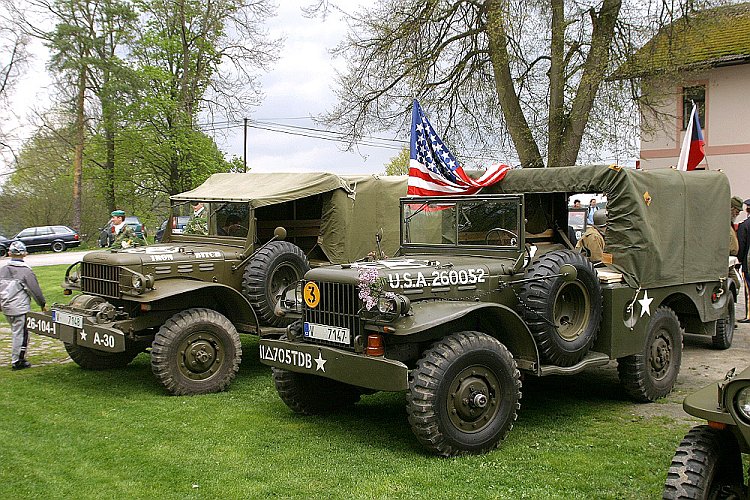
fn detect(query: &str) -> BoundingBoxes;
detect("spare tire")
[242,241,310,327]
[518,250,602,366]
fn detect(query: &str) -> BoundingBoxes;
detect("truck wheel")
[518,250,601,366]
[663,425,744,499]
[151,308,241,396]
[712,293,735,349]
[406,331,521,457]
[617,306,682,402]
[272,367,362,414]
[242,241,310,327]
[64,343,141,369]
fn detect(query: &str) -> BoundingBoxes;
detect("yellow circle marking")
[303,282,320,308]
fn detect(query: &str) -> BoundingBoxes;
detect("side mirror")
[559,264,578,282]
[274,227,287,240]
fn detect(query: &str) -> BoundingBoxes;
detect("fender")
[392,300,540,372]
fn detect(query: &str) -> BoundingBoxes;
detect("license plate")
[52,310,84,329]
[304,322,350,345]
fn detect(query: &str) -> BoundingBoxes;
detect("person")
[184,201,208,235]
[577,209,606,263]
[219,214,243,237]
[730,196,742,256]
[109,209,146,248]
[586,198,598,224]
[737,201,750,323]
[0,241,47,370]
[573,199,582,209]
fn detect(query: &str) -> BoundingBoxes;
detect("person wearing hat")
[0,241,46,370]
[109,209,146,248]
[731,196,742,256]
[738,199,750,323]
[576,209,607,263]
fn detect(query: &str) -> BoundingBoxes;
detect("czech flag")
[677,103,705,171]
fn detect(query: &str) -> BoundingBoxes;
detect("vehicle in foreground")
[0,225,80,256]
[663,365,750,498]
[25,172,406,395]
[260,165,736,456]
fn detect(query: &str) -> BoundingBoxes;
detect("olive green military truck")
[664,365,750,498]
[260,165,737,456]
[25,172,406,396]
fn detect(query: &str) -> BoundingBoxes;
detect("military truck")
[25,172,406,396]
[260,165,737,456]
[664,365,750,498]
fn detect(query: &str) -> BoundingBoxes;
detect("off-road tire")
[51,241,66,253]
[518,250,602,366]
[407,331,521,457]
[242,241,310,327]
[64,343,141,369]
[618,306,683,402]
[272,367,362,414]
[663,425,745,499]
[712,293,735,349]
[151,308,241,396]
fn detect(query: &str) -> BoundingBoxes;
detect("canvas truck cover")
[488,164,730,289]
[172,172,408,263]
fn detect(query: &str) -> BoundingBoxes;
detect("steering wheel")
[484,227,518,246]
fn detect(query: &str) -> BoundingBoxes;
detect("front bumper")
[26,311,127,353]
[259,338,408,392]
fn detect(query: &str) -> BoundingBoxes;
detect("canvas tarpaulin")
[489,165,730,289]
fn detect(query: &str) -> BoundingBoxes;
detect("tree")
[317,0,721,168]
[0,0,30,160]
[384,146,409,175]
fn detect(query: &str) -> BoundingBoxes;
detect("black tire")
[64,342,141,370]
[712,293,735,349]
[618,306,683,402]
[242,241,310,327]
[407,331,521,457]
[518,250,602,366]
[151,308,241,396]
[663,425,745,499]
[0,246,6,257]
[272,366,362,415]
[51,241,66,253]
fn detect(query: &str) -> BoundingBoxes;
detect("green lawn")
[0,265,693,498]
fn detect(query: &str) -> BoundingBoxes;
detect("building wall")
[639,64,750,199]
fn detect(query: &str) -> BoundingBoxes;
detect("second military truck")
[260,165,736,456]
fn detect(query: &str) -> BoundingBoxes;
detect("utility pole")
[243,118,248,172]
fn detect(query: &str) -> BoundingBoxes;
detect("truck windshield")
[402,198,520,248]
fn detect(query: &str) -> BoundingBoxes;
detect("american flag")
[407,99,512,196]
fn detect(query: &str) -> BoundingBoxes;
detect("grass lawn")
[0,265,695,498]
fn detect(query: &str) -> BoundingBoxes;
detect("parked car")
[154,215,190,242]
[98,216,147,247]
[0,225,80,256]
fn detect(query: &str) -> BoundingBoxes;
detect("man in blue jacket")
[0,241,47,370]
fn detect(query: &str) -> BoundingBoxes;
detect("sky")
[3,1,404,177]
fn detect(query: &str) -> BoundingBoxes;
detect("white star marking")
[314,352,327,372]
[638,290,654,317]
[80,331,87,341]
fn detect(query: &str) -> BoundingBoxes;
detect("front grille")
[81,263,121,298]
[304,281,361,349]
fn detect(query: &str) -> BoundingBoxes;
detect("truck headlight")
[736,386,750,421]
[376,293,410,317]
[131,273,154,294]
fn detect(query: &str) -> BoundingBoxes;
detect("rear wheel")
[151,308,241,396]
[663,425,745,499]
[51,241,66,253]
[618,306,682,402]
[407,331,521,457]
[712,294,735,349]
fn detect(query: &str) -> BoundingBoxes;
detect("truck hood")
[81,243,244,266]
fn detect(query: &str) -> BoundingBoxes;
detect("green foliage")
[384,147,410,175]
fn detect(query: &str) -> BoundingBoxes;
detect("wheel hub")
[554,281,590,341]
[178,333,224,380]
[650,334,671,379]
[448,366,500,432]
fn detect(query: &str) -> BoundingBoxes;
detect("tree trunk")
[72,65,86,232]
